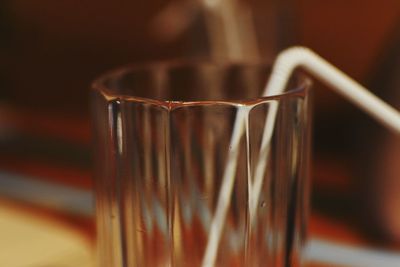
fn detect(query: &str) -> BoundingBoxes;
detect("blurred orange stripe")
[0,105,91,145]
[309,213,366,246]
[0,156,92,189]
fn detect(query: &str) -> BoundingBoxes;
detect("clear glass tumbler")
[91,63,311,267]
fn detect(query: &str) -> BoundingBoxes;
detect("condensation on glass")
[91,62,312,267]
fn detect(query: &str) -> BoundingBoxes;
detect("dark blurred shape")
[359,20,400,242]
[0,0,297,116]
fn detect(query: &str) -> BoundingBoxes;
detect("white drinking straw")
[202,46,400,267]
[265,47,400,133]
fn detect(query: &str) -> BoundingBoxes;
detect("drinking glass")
[91,62,311,267]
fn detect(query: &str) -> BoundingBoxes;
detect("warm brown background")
[1,0,399,113]
[1,0,400,256]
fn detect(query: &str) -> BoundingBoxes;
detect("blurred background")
[0,0,399,266]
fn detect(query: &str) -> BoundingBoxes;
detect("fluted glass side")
[92,63,311,267]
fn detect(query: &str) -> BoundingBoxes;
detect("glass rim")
[92,60,312,108]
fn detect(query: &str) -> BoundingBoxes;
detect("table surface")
[2,197,397,267]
